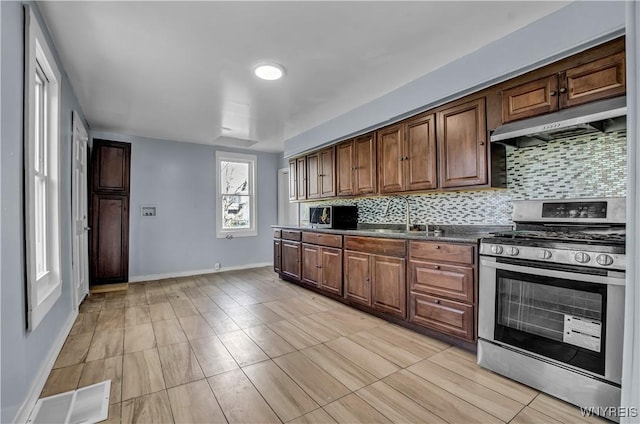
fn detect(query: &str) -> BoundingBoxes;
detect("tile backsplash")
[301,130,627,226]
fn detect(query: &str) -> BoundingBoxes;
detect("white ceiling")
[38,1,568,152]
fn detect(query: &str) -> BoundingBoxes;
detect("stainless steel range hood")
[490,96,626,148]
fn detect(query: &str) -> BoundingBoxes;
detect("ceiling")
[38,1,569,152]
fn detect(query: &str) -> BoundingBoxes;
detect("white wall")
[90,131,280,281]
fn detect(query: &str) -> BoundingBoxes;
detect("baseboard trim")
[15,310,78,424]
[128,262,273,283]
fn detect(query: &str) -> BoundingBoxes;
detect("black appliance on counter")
[309,205,358,229]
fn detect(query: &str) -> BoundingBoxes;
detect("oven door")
[479,256,625,384]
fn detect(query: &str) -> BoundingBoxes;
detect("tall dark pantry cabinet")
[90,139,131,285]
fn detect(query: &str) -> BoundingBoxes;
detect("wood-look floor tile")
[274,352,350,406]
[244,325,296,358]
[202,310,241,334]
[54,332,93,368]
[167,379,226,423]
[348,331,423,368]
[103,297,126,310]
[157,342,204,388]
[300,345,377,391]
[529,393,609,423]
[229,293,260,306]
[190,336,237,377]
[190,296,219,313]
[325,337,398,379]
[124,305,151,327]
[178,315,215,340]
[103,403,121,424]
[408,359,523,422]
[121,390,173,424]
[244,360,318,422]
[357,380,447,424]
[287,315,341,343]
[78,356,123,404]
[86,328,124,361]
[428,349,538,404]
[149,302,177,322]
[169,298,199,318]
[510,406,561,424]
[41,364,84,397]
[263,300,304,320]
[323,393,392,424]
[268,321,320,350]
[152,319,188,346]
[225,306,264,328]
[199,284,224,298]
[125,293,147,308]
[182,286,208,299]
[288,408,337,424]
[69,312,99,336]
[318,309,379,335]
[79,296,104,313]
[367,324,447,357]
[146,291,168,305]
[207,369,281,424]
[384,369,502,424]
[124,323,156,353]
[244,303,286,324]
[211,294,241,311]
[122,349,165,400]
[95,309,125,331]
[217,330,268,367]
[447,345,478,362]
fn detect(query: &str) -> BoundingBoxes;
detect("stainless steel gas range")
[478,197,626,421]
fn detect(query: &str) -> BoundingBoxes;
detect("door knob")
[84,226,91,231]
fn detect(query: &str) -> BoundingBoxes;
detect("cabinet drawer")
[410,293,474,341]
[409,241,475,265]
[302,232,342,248]
[345,236,406,257]
[273,229,282,239]
[409,260,474,303]
[282,230,302,241]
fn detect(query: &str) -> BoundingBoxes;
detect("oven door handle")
[480,258,626,286]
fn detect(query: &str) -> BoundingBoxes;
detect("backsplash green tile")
[301,130,627,225]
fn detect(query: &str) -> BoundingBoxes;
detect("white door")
[72,111,90,307]
[277,168,299,225]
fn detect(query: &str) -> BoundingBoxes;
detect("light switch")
[141,206,157,217]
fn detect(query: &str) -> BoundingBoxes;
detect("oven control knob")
[506,247,519,256]
[596,254,614,266]
[490,245,504,255]
[539,249,552,260]
[575,252,591,263]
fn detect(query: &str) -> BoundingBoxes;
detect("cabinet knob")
[550,90,557,96]
[479,141,485,146]
[434,245,440,249]
[434,265,440,270]
[559,87,567,93]
[435,299,441,304]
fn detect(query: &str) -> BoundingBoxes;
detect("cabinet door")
[372,255,406,318]
[307,153,320,199]
[410,293,474,340]
[354,133,377,195]
[274,239,282,273]
[336,140,355,196]
[289,159,298,201]
[405,113,437,191]
[561,52,626,109]
[91,194,129,284]
[501,75,559,123]
[319,147,336,198]
[301,243,320,287]
[344,251,371,306]
[92,139,131,193]
[320,247,343,295]
[282,241,301,281]
[377,124,404,194]
[296,157,307,200]
[437,98,487,188]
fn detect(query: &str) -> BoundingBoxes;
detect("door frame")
[71,111,90,308]
[277,167,299,226]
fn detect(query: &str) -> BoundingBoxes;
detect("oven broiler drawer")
[409,293,474,340]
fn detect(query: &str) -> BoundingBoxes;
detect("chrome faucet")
[383,196,412,232]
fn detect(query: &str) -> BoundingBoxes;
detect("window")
[24,6,62,330]
[215,151,257,238]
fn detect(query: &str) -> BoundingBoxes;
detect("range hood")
[490,96,626,147]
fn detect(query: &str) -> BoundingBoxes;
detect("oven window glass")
[495,270,606,375]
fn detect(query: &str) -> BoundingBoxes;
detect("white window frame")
[215,151,258,238]
[24,6,62,331]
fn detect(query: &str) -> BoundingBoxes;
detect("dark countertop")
[271,224,512,243]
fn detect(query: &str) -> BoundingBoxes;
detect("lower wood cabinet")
[273,239,282,273]
[91,194,129,284]
[410,293,474,340]
[281,241,301,281]
[302,244,343,294]
[344,251,371,305]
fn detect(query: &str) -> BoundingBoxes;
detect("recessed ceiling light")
[254,63,285,81]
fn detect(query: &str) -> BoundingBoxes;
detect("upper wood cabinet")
[307,147,336,199]
[502,51,626,123]
[288,159,297,201]
[336,133,377,196]
[378,113,437,194]
[296,157,307,200]
[437,98,487,188]
[92,139,131,193]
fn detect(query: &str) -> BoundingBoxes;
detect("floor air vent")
[28,381,110,424]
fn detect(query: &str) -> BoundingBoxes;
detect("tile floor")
[42,267,606,423]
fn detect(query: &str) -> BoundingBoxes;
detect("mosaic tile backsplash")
[301,130,627,226]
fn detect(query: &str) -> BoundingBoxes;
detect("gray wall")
[284,1,626,157]
[90,131,280,280]
[1,2,89,422]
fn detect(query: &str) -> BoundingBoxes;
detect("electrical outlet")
[214,262,221,271]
